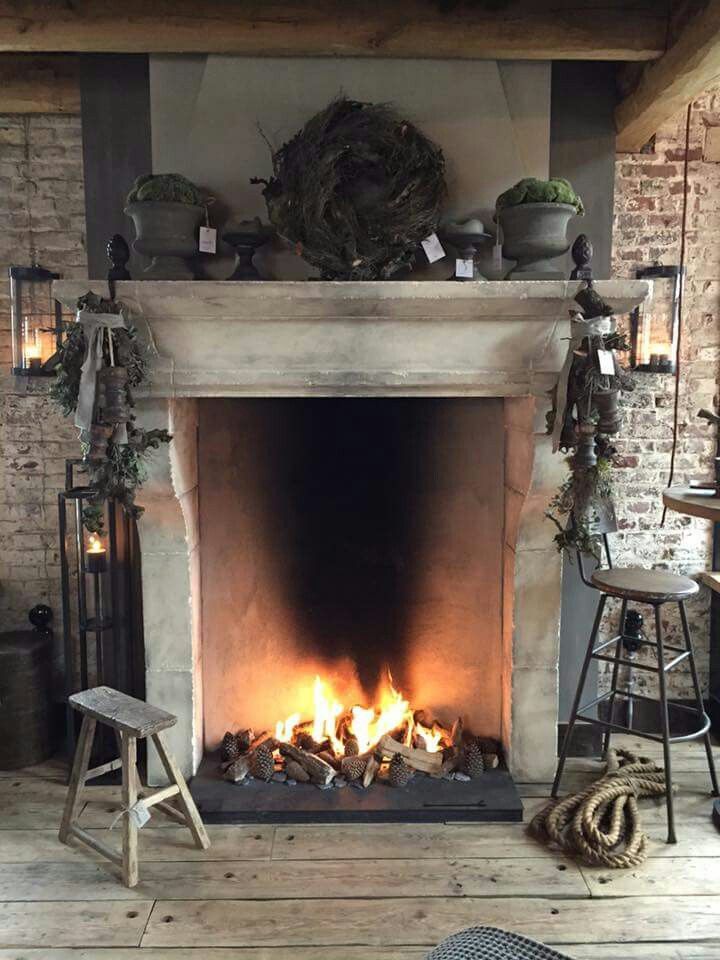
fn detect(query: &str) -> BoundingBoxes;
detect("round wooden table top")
[663,486,720,521]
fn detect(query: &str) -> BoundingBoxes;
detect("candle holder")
[58,459,145,762]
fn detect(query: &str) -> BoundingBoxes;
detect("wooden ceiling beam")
[0,1,668,60]
[0,55,79,113]
[616,0,720,152]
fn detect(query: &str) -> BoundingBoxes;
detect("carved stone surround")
[54,279,650,783]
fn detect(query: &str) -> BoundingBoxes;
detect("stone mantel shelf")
[53,279,650,398]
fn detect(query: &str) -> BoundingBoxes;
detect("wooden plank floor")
[0,735,719,959]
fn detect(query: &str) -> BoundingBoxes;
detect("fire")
[273,671,448,759]
[87,534,105,554]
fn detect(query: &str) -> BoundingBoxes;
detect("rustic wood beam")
[616,0,720,152]
[0,1,668,60]
[0,54,79,113]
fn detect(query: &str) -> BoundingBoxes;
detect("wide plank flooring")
[0,735,718,959]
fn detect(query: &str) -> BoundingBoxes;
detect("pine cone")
[388,753,412,788]
[250,744,275,781]
[237,728,254,754]
[341,755,366,782]
[221,731,240,763]
[344,735,360,757]
[463,739,485,778]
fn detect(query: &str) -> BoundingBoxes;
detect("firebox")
[188,397,524,820]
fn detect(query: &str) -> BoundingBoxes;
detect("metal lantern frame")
[58,458,145,760]
[9,263,64,376]
[629,264,683,374]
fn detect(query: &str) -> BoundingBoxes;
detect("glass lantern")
[629,265,683,373]
[9,264,63,376]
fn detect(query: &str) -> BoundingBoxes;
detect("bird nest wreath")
[252,97,447,280]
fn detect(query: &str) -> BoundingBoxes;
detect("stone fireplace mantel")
[53,278,651,785]
[53,279,649,399]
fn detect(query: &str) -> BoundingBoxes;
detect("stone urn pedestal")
[125,201,205,280]
[497,202,577,279]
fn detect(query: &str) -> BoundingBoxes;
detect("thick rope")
[528,749,667,868]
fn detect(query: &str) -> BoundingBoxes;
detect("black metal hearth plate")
[190,752,523,823]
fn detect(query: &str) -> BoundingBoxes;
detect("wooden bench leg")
[59,715,96,844]
[151,732,210,850]
[121,733,139,888]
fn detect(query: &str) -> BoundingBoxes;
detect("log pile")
[220,714,501,790]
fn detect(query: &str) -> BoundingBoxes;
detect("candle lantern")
[9,264,64,376]
[58,459,145,760]
[629,265,683,373]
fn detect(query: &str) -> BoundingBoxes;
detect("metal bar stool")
[553,523,719,843]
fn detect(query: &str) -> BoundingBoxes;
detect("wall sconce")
[9,264,64,376]
[629,265,683,373]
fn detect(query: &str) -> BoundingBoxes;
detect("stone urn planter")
[125,201,204,280]
[497,202,577,279]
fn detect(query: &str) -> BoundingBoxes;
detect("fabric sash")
[74,309,127,437]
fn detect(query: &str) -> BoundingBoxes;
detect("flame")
[272,670,448,759]
[275,712,301,743]
[87,534,105,554]
[311,676,344,754]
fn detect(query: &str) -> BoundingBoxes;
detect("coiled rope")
[529,749,667,868]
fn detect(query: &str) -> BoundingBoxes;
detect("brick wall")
[605,88,720,698]
[0,115,86,684]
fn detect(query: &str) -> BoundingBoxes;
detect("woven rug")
[426,926,573,959]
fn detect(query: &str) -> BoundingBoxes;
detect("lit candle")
[86,534,107,574]
[23,327,42,372]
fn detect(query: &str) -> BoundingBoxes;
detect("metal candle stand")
[58,459,144,762]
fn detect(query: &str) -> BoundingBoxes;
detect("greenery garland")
[546,444,615,559]
[51,292,171,534]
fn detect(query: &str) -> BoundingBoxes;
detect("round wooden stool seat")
[591,567,699,603]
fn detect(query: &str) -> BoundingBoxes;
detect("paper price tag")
[199,226,217,254]
[421,233,445,264]
[129,800,151,829]
[493,243,503,273]
[597,348,615,375]
[455,258,474,279]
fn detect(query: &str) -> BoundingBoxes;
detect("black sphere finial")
[28,604,53,631]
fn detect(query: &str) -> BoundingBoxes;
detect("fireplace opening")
[187,396,533,821]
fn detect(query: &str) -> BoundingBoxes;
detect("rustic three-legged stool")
[553,526,719,844]
[59,686,209,886]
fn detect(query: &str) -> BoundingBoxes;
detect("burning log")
[362,753,380,788]
[377,735,443,775]
[431,716,464,778]
[285,759,310,783]
[249,730,275,753]
[223,755,251,783]
[316,750,341,770]
[279,742,336,785]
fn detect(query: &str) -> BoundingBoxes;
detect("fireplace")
[52,277,650,807]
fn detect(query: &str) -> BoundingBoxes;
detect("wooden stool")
[553,564,719,844]
[59,685,209,887]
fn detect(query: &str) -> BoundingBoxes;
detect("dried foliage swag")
[546,285,634,558]
[51,292,171,533]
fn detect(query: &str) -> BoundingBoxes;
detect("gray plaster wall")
[149,55,550,278]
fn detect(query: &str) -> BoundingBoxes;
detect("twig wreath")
[252,97,447,280]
